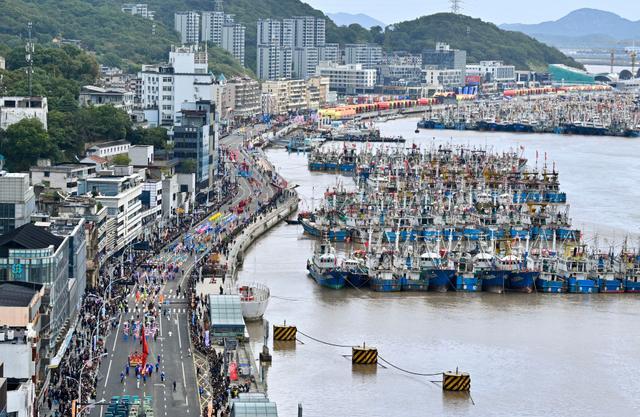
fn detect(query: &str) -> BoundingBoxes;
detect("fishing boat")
[340,252,370,288]
[419,250,454,292]
[369,251,402,292]
[561,245,598,293]
[306,240,345,289]
[236,282,270,320]
[401,248,429,291]
[594,254,624,293]
[478,253,510,294]
[454,253,482,292]
[299,216,350,242]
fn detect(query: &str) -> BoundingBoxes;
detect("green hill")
[0,0,250,77]
[384,13,582,71]
[0,1,580,76]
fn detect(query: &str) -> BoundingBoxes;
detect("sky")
[304,0,640,25]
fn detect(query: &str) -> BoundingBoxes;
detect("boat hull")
[370,278,402,292]
[455,275,482,292]
[478,270,508,293]
[344,271,370,288]
[309,267,345,289]
[507,271,538,293]
[598,279,625,293]
[566,277,598,294]
[535,277,566,293]
[300,220,349,242]
[402,278,430,291]
[422,269,455,292]
[624,279,640,293]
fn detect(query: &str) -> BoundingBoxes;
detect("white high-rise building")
[257,45,292,80]
[222,23,246,66]
[174,11,201,44]
[257,16,326,80]
[292,47,319,80]
[201,11,225,45]
[138,45,214,126]
[345,44,383,70]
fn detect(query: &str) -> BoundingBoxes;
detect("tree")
[75,106,133,143]
[111,154,131,166]
[128,127,169,150]
[0,119,58,171]
[177,159,197,174]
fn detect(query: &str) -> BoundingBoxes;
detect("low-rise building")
[0,97,48,131]
[85,140,131,159]
[29,162,97,195]
[128,145,154,167]
[261,79,309,114]
[306,76,330,104]
[315,62,376,95]
[0,224,70,353]
[466,61,516,83]
[121,3,155,20]
[424,67,465,89]
[79,86,134,114]
[0,173,36,235]
[0,282,43,417]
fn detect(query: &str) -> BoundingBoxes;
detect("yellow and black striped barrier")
[352,346,378,365]
[273,324,297,341]
[442,371,471,391]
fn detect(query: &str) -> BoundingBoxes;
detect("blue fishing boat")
[532,256,566,293]
[506,270,538,293]
[566,275,598,293]
[594,256,624,293]
[340,254,370,288]
[562,248,598,293]
[306,241,345,289]
[419,251,454,292]
[453,254,482,292]
[624,274,640,293]
[369,251,402,292]
[475,252,508,294]
[300,218,350,242]
[401,251,429,291]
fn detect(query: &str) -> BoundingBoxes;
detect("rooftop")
[0,281,42,307]
[0,223,64,256]
[88,140,131,150]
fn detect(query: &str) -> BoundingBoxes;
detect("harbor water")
[240,120,640,416]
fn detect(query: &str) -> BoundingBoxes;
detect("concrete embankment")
[226,195,299,285]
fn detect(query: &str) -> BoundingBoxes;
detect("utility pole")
[25,21,34,97]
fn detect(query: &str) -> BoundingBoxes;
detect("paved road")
[89,129,276,417]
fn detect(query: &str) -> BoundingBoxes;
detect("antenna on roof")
[450,0,462,14]
[25,22,34,97]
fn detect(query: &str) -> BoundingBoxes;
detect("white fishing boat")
[235,281,270,321]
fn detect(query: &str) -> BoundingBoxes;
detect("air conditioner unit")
[7,329,14,340]
[0,332,5,342]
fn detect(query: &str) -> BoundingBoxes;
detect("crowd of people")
[42,131,297,417]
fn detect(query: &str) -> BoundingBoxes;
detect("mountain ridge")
[327,12,386,29]
[500,8,640,41]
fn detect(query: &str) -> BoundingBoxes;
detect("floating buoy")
[442,370,471,391]
[352,344,378,365]
[273,323,297,341]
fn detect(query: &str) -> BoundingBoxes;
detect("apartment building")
[174,11,201,44]
[0,173,36,235]
[316,62,377,95]
[344,44,383,70]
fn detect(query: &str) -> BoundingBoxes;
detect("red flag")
[140,324,149,374]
